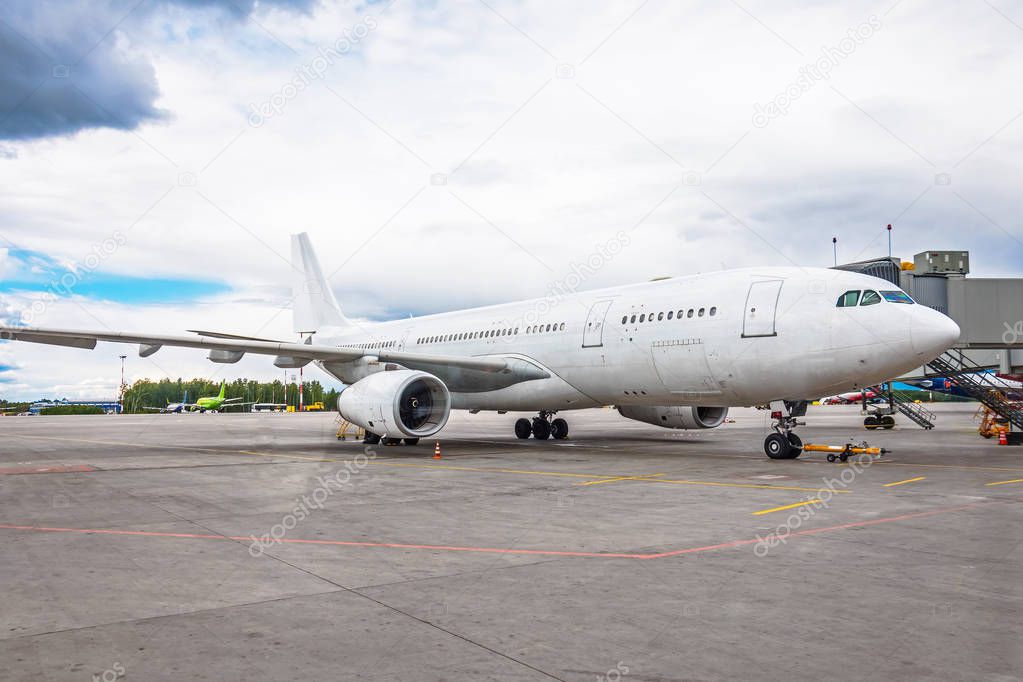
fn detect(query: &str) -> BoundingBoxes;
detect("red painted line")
[0,503,979,561]
[0,464,96,475]
[643,503,981,559]
[0,524,648,559]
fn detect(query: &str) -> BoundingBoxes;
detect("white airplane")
[0,234,959,459]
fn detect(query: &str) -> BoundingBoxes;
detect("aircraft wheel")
[827,453,837,463]
[403,438,420,446]
[764,433,792,459]
[515,418,532,439]
[881,415,896,429]
[864,415,879,430]
[363,432,381,445]
[551,418,569,440]
[383,437,402,446]
[532,418,551,440]
[786,432,803,458]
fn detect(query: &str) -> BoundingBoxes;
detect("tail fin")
[218,381,225,399]
[291,233,351,334]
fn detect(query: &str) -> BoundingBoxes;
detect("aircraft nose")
[910,307,960,357]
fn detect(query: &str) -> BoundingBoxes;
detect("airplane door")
[742,280,783,338]
[582,300,614,348]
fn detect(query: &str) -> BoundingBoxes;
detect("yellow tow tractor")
[801,441,891,463]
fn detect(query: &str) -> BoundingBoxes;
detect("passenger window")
[710,306,717,316]
[639,314,645,323]
[657,312,664,321]
[559,323,565,331]
[630,315,636,324]
[687,309,694,318]
[677,309,684,318]
[667,311,673,320]
[622,316,627,324]
[698,308,705,317]
[837,290,861,307]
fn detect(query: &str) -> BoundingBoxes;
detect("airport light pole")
[118,354,127,414]
[832,237,838,266]
[887,224,893,258]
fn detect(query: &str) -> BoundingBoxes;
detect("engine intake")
[338,370,450,438]
[617,405,728,429]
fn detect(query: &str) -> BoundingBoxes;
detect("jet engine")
[338,370,450,438]
[617,405,728,429]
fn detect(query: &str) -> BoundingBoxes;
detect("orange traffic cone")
[999,429,1008,446]
[433,441,442,459]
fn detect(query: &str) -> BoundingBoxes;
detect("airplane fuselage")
[315,267,959,411]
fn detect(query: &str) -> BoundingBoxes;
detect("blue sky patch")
[1,247,229,304]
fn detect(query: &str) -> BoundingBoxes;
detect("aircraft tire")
[403,438,420,445]
[551,418,569,440]
[764,433,792,459]
[532,418,551,440]
[515,418,532,439]
[363,432,381,445]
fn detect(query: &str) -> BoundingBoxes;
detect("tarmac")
[0,403,1020,681]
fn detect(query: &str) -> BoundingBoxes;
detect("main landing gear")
[764,400,807,460]
[515,411,569,440]
[362,433,420,446]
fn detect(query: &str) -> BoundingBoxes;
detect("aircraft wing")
[0,325,548,379]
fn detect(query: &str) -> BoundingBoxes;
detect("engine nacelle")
[617,405,728,429]
[338,370,451,438]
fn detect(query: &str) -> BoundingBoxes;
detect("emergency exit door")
[742,280,783,338]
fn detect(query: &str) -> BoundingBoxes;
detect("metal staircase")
[926,349,1023,431]
[890,385,937,429]
[868,382,936,429]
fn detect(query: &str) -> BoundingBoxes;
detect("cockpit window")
[836,290,861,307]
[880,290,915,304]
[860,290,882,306]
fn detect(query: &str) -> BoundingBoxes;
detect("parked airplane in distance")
[819,388,881,405]
[906,373,1022,401]
[0,233,960,459]
[142,382,253,413]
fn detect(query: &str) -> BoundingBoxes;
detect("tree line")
[121,378,340,413]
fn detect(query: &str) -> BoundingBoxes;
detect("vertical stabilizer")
[291,233,350,334]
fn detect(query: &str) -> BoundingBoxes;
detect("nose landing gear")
[515,412,569,440]
[763,400,807,459]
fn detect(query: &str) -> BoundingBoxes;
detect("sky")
[1,0,1022,399]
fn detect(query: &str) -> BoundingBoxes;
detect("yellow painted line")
[577,473,667,486]
[752,499,824,516]
[373,462,848,493]
[883,476,926,488]
[985,478,1023,487]
[644,477,849,494]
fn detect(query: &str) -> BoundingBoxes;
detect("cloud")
[0,0,316,142]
